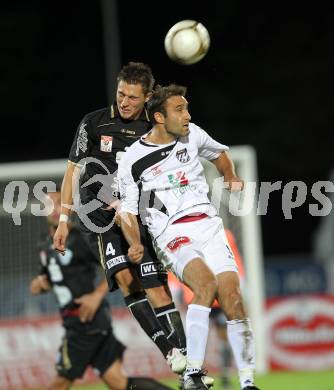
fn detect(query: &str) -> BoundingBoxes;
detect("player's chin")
[183,129,190,136]
[119,110,134,119]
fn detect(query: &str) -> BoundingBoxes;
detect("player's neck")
[146,127,176,145]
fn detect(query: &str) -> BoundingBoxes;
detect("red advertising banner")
[266,294,334,370]
[0,309,221,390]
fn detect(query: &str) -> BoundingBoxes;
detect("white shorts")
[155,215,238,281]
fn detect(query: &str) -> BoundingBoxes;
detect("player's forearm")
[120,212,142,246]
[212,151,236,178]
[60,162,80,216]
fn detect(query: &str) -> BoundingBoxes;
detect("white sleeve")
[117,155,139,215]
[191,123,229,160]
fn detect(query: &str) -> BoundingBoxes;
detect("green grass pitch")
[73,370,334,390]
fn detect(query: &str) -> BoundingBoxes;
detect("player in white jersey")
[117,84,260,390]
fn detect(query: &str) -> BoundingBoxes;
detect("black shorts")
[56,326,125,381]
[79,221,168,291]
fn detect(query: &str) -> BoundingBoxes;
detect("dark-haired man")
[31,191,172,390]
[53,63,187,374]
[117,84,260,390]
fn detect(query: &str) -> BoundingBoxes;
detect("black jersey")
[68,104,151,221]
[38,227,110,330]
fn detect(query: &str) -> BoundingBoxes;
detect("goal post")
[0,145,267,373]
[201,145,267,374]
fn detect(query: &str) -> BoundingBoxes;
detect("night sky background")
[1,1,333,258]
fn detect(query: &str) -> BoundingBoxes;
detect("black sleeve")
[38,265,47,276]
[37,238,49,276]
[37,250,49,278]
[68,115,95,164]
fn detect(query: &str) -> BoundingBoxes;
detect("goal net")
[0,146,267,387]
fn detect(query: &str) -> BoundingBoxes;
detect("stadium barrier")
[0,308,222,390]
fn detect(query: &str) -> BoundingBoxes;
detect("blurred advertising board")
[0,308,220,390]
[266,294,334,370]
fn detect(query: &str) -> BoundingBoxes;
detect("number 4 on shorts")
[106,242,116,256]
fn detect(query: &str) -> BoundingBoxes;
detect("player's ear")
[154,111,165,124]
[145,92,152,103]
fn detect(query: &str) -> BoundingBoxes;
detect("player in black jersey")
[53,62,187,374]
[30,191,172,390]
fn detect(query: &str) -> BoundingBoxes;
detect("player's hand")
[30,275,51,294]
[224,175,244,192]
[74,291,103,323]
[53,223,69,255]
[114,212,121,227]
[128,243,144,264]
[103,199,120,212]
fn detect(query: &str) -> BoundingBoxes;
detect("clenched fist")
[128,243,144,264]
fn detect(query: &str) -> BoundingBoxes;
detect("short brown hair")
[117,62,155,95]
[147,84,187,124]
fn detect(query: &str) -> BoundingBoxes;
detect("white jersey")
[118,122,229,239]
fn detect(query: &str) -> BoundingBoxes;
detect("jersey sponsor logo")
[140,261,167,276]
[100,135,113,152]
[121,128,136,135]
[161,150,171,157]
[106,255,126,269]
[168,171,189,187]
[167,171,198,198]
[75,122,88,156]
[176,148,190,163]
[152,330,165,342]
[150,165,162,176]
[166,236,191,252]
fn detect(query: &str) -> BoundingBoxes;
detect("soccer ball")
[164,20,210,65]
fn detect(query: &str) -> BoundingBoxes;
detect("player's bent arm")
[53,162,81,253]
[211,151,235,177]
[211,151,244,191]
[117,155,143,262]
[119,211,144,264]
[119,211,141,246]
[74,278,109,322]
[60,161,82,216]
